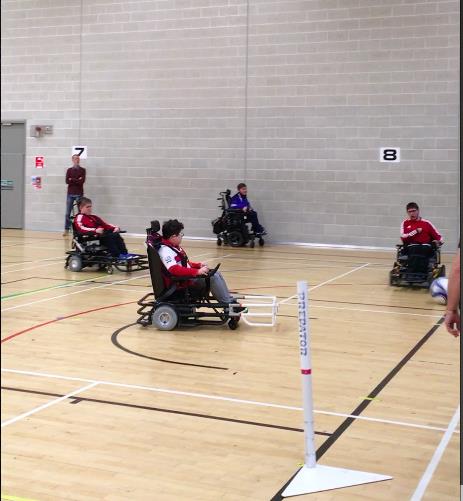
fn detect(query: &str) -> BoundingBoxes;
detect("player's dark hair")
[162,219,184,239]
[237,183,247,190]
[406,202,419,211]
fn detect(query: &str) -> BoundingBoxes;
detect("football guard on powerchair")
[137,220,245,330]
[65,198,148,274]
[389,241,445,288]
[211,190,265,248]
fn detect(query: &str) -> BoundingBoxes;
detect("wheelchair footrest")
[237,295,278,327]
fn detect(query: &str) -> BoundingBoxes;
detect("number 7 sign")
[72,145,88,159]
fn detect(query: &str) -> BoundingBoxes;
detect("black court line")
[1,385,331,437]
[277,296,442,313]
[111,323,229,371]
[270,316,445,501]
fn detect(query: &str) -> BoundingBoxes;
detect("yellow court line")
[1,494,40,501]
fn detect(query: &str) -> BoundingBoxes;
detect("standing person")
[444,244,460,337]
[63,154,86,236]
[229,183,266,236]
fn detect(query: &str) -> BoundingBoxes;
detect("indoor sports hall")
[1,1,460,501]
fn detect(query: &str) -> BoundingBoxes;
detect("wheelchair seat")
[389,242,445,288]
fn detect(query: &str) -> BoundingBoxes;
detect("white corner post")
[282,281,392,497]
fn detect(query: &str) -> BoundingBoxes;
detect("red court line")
[1,300,137,344]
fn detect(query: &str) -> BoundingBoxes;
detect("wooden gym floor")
[1,229,460,501]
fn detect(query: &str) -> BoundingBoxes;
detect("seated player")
[229,183,266,236]
[400,202,443,257]
[73,197,137,260]
[159,219,245,310]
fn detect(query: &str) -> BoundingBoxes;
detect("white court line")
[279,262,370,305]
[1,381,99,428]
[410,405,460,501]
[1,368,457,434]
[0,252,224,313]
[98,287,443,319]
[1,273,151,312]
[1,260,64,275]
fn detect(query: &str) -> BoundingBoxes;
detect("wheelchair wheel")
[68,255,83,272]
[217,238,222,246]
[106,265,114,275]
[228,318,239,330]
[228,231,244,247]
[258,237,265,247]
[152,305,178,331]
[249,239,255,248]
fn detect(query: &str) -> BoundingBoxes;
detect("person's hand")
[432,239,442,247]
[200,262,209,268]
[113,226,120,233]
[95,227,104,234]
[444,310,460,337]
[197,266,209,276]
[242,206,248,212]
[416,228,422,233]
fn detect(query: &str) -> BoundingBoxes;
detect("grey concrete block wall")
[1,0,459,249]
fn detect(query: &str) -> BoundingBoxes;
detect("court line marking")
[1,368,457,434]
[2,254,64,265]
[278,263,370,305]
[1,261,65,275]
[97,287,443,319]
[410,405,460,501]
[0,381,98,428]
[1,274,109,301]
[0,252,221,313]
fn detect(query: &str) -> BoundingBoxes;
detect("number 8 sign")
[380,147,400,163]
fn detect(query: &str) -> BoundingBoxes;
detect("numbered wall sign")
[380,147,400,163]
[35,156,44,168]
[72,145,88,159]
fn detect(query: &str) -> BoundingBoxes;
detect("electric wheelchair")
[211,189,265,248]
[65,205,148,274]
[389,241,445,288]
[136,220,243,330]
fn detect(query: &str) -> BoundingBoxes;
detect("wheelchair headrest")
[146,220,162,249]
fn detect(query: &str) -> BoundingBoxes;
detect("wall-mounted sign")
[72,145,88,159]
[1,179,14,190]
[380,147,400,163]
[35,156,44,168]
[31,176,42,190]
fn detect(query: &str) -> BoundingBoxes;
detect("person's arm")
[75,167,86,186]
[229,194,246,210]
[74,214,97,235]
[65,168,73,185]
[159,247,206,277]
[94,216,115,232]
[400,220,420,243]
[444,249,460,337]
[427,221,443,244]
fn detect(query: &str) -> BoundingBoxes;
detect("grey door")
[1,122,25,229]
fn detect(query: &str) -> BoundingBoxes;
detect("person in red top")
[399,202,443,268]
[158,219,244,310]
[64,155,86,236]
[401,202,443,245]
[73,197,136,260]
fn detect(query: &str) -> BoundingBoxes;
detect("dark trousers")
[65,194,81,230]
[245,210,264,233]
[100,232,128,257]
